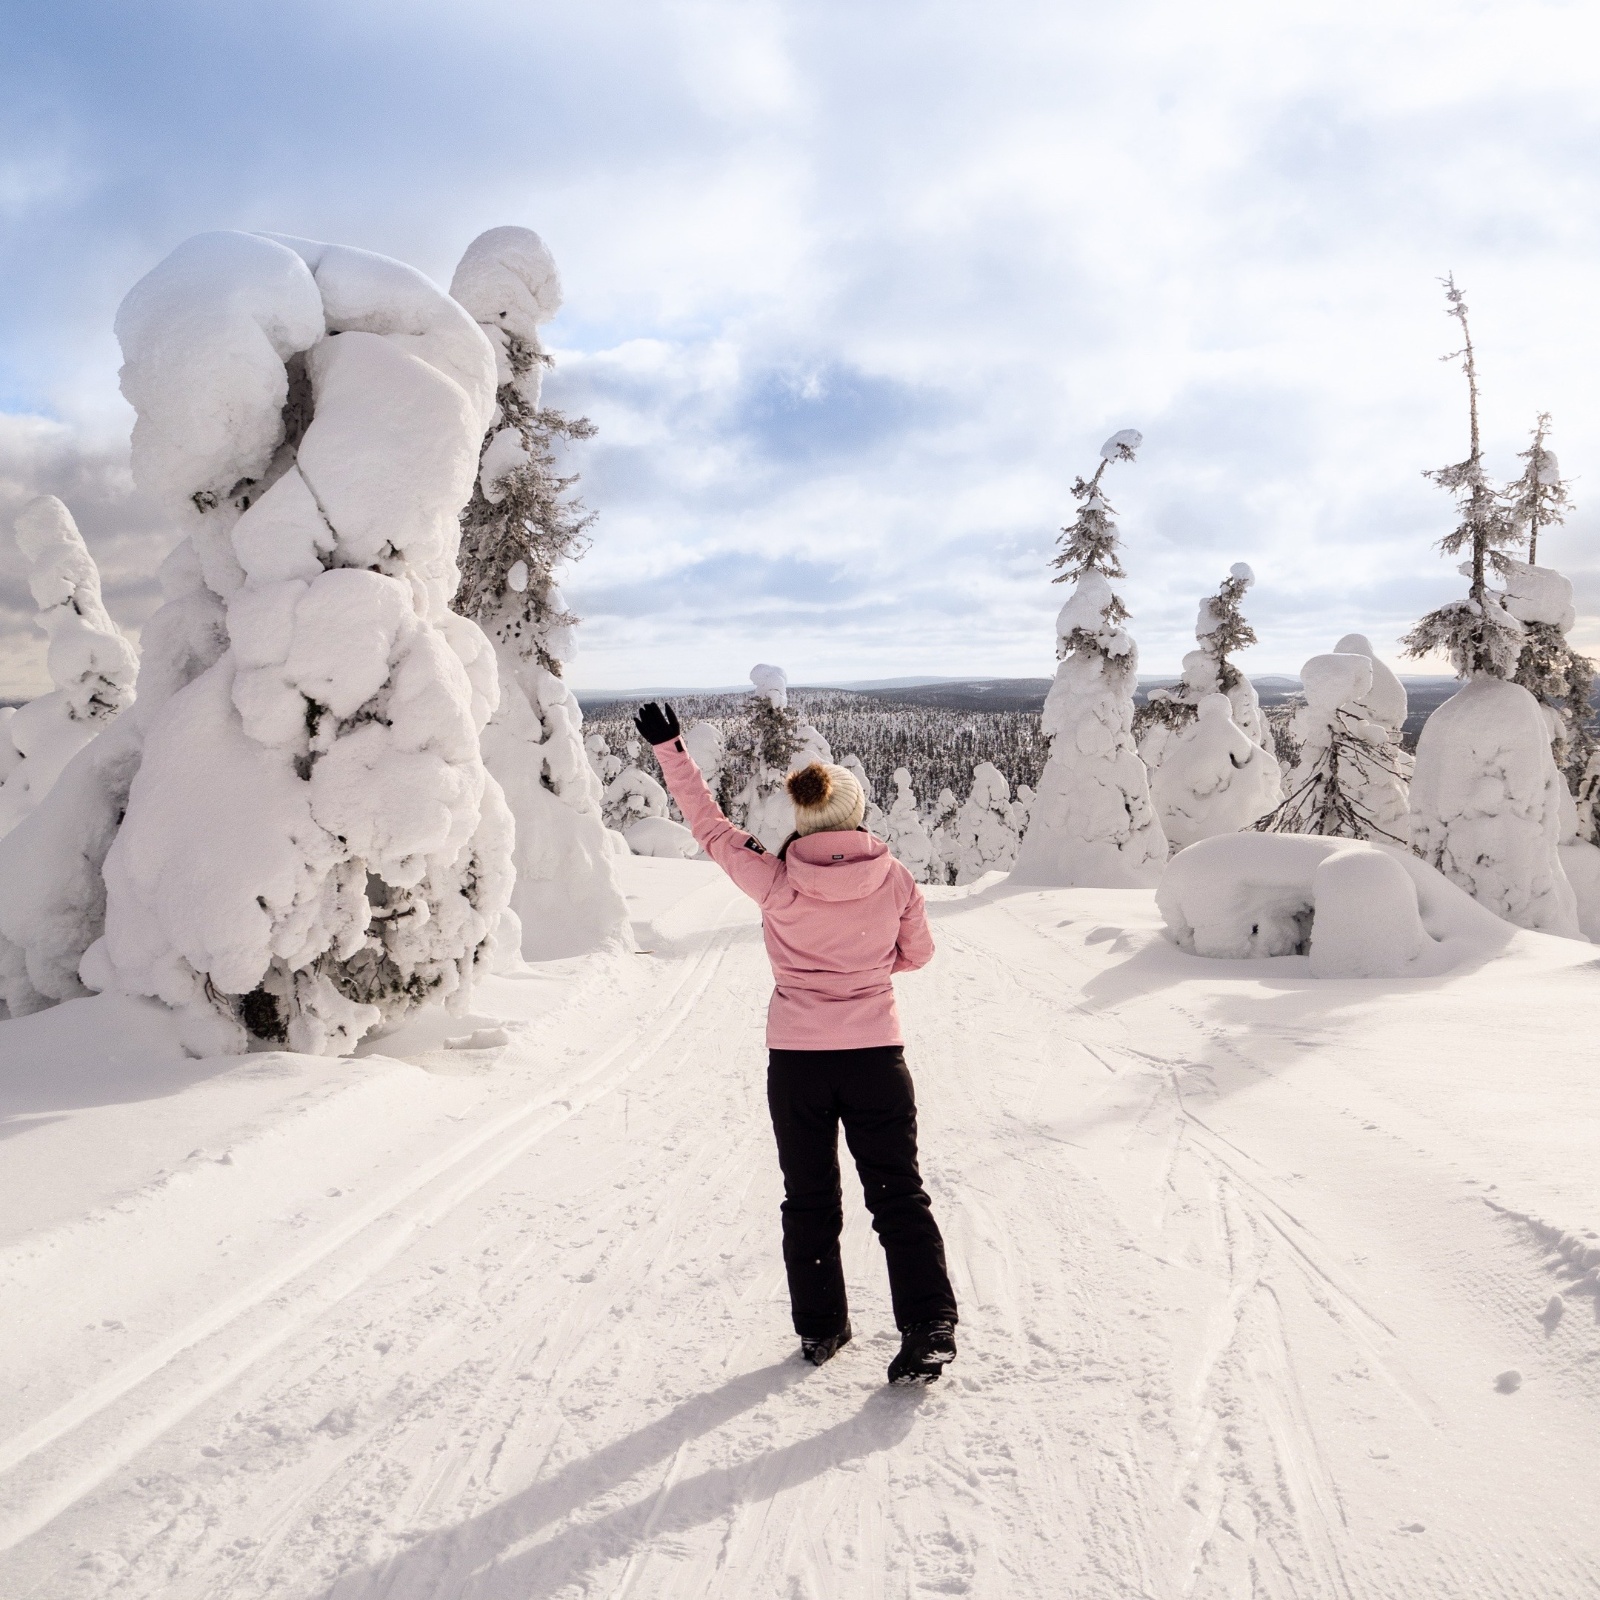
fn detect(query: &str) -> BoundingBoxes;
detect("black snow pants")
[766,1045,958,1338]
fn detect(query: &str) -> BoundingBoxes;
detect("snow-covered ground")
[3,854,1599,1598]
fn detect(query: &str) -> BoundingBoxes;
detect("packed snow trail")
[2,862,1599,1596]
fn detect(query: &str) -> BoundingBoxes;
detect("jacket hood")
[784,830,894,901]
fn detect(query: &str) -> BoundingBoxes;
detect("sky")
[2,0,1600,694]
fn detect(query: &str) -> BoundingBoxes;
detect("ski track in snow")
[3,871,1600,1596]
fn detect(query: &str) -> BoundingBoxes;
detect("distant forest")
[578,675,1486,806]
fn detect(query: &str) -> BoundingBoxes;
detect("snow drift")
[1158,832,1514,978]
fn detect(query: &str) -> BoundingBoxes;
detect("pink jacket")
[653,738,935,1050]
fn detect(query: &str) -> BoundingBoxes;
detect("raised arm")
[635,703,782,904]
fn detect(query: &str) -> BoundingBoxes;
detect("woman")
[633,702,958,1385]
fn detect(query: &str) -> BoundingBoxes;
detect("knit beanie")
[786,762,866,837]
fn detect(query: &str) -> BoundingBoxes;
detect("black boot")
[800,1321,853,1367]
[887,1320,957,1385]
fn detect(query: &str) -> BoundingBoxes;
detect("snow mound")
[623,815,699,858]
[1159,832,1513,977]
[1100,428,1142,460]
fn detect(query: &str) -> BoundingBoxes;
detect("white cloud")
[3,0,1599,691]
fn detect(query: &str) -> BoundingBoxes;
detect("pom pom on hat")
[787,764,832,809]
[786,761,866,836]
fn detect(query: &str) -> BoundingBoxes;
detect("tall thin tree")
[1402,276,1526,679]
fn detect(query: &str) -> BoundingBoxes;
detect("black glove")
[633,701,681,747]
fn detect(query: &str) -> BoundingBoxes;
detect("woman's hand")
[633,701,681,746]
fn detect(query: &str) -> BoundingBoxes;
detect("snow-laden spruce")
[1501,418,1591,791]
[0,522,229,1018]
[602,738,695,857]
[925,786,960,885]
[838,752,888,837]
[0,496,138,839]
[1011,431,1166,886]
[1332,634,1409,741]
[450,226,629,958]
[1492,534,1600,936]
[1137,563,1280,847]
[951,762,1020,882]
[1259,653,1410,843]
[885,767,936,881]
[1401,280,1578,936]
[1402,278,1528,683]
[682,719,726,794]
[77,230,515,1053]
[1411,679,1578,935]
[725,665,834,850]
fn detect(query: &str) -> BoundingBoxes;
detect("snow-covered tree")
[1257,654,1410,843]
[723,665,834,850]
[682,719,726,793]
[0,497,138,838]
[1504,411,1570,569]
[953,762,1020,882]
[925,786,960,885]
[1400,281,1579,936]
[602,742,669,831]
[601,748,696,855]
[1410,678,1579,935]
[1137,563,1280,846]
[1151,696,1283,849]
[886,767,936,881]
[838,752,888,835]
[1495,420,1594,799]
[1402,277,1527,680]
[1009,783,1034,839]
[1493,430,1599,932]
[1139,564,1268,753]
[1011,430,1167,886]
[450,226,628,960]
[585,730,622,787]
[1332,634,1409,743]
[29,230,520,1054]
